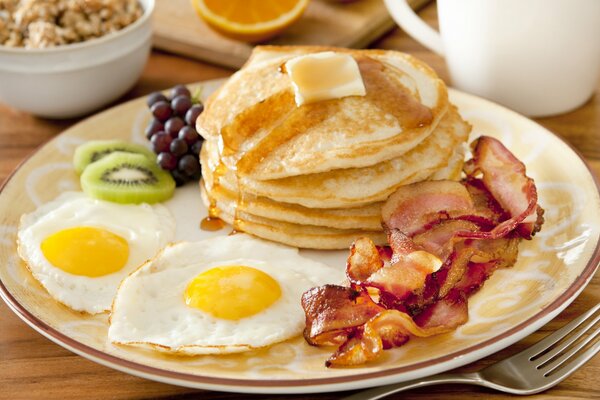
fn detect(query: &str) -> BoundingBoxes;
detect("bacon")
[301,136,544,367]
[327,294,467,367]
[387,229,420,263]
[437,246,476,299]
[412,220,480,261]
[470,237,520,268]
[453,261,499,296]
[366,256,432,301]
[325,323,389,367]
[413,289,468,328]
[346,237,384,284]
[462,178,507,226]
[397,245,474,314]
[301,285,383,346]
[453,237,520,296]
[460,136,539,239]
[376,245,393,263]
[370,221,478,308]
[364,230,444,301]
[381,180,474,236]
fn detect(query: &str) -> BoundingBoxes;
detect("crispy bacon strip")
[460,136,539,239]
[327,292,468,367]
[436,247,475,299]
[453,262,499,296]
[381,180,474,236]
[376,221,478,310]
[301,285,383,346]
[460,178,507,227]
[357,230,443,301]
[413,289,468,328]
[346,237,384,284]
[411,220,480,261]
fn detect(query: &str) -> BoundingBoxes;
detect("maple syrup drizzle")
[200,132,249,234]
[200,216,225,231]
[356,56,433,129]
[233,173,244,232]
[200,153,228,232]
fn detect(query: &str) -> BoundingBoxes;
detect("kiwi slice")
[81,152,175,204]
[73,140,156,175]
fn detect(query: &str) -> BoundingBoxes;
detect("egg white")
[17,192,176,314]
[108,234,344,354]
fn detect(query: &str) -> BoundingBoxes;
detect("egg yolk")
[184,265,281,320]
[40,227,129,277]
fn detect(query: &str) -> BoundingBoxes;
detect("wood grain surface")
[153,0,407,68]
[1,3,599,400]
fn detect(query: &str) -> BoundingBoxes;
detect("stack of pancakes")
[197,46,470,249]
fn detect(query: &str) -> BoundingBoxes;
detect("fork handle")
[341,372,483,400]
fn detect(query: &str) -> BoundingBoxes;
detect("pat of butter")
[285,51,366,106]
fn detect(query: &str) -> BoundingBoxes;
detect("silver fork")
[343,302,600,399]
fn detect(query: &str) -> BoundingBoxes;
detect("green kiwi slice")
[80,152,175,204]
[73,140,156,175]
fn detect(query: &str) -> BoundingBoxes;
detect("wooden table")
[1,4,599,400]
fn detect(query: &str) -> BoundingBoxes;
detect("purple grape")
[185,104,204,125]
[157,152,177,170]
[151,101,172,122]
[145,118,164,139]
[178,126,199,145]
[179,154,201,178]
[170,169,188,187]
[172,95,192,116]
[150,131,173,153]
[170,84,191,98]
[146,92,168,108]
[170,138,188,157]
[190,140,203,155]
[165,117,185,137]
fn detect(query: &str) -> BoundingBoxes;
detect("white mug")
[384,0,600,116]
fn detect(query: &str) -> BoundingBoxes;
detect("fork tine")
[533,312,600,366]
[523,303,600,360]
[538,322,600,375]
[538,336,600,388]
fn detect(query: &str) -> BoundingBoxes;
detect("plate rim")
[1,82,599,392]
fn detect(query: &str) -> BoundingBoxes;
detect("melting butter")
[285,52,366,106]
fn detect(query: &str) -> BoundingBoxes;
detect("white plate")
[0,80,599,393]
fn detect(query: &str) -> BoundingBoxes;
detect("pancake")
[430,142,467,181]
[200,179,383,231]
[197,46,449,180]
[201,106,470,209]
[200,185,386,250]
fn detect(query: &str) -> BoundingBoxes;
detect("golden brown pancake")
[200,184,386,250]
[200,179,383,231]
[197,46,449,180]
[201,106,470,209]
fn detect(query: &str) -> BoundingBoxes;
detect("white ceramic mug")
[384,0,600,116]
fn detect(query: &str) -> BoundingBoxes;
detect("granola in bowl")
[0,0,143,48]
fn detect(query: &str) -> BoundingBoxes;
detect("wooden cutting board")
[152,0,428,69]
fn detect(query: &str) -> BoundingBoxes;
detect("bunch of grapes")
[145,84,204,186]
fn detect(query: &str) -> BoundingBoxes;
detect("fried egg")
[108,234,343,354]
[17,192,175,314]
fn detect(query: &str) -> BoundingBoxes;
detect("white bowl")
[0,0,154,119]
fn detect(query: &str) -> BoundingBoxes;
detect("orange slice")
[191,0,309,42]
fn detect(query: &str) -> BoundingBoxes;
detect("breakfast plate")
[0,79,599,394]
